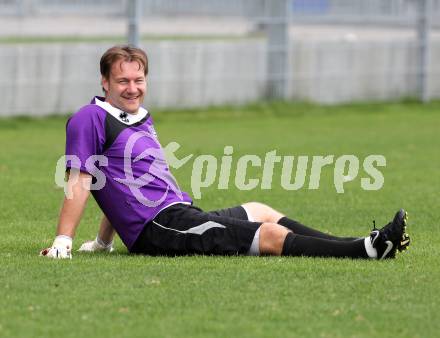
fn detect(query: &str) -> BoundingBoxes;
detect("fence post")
[127,0,141,47]
[265,0,290,99]
[17,0,32,16]
[416,0,431,102]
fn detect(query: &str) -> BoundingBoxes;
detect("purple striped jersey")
[65,96,192,249]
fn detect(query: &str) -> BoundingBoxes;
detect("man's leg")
[258,209,410,259]
[131,204,263,256]
[132,204,409,260]
[242,202,358,241]
[206,204,365,257]
[258,223,368,258]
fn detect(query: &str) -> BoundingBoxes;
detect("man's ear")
[101,76,109,93]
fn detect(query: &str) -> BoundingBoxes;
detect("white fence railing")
[0,0,438,116]
[2,0,440,24]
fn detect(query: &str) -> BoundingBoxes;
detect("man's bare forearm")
[56,171,91,238]
[98,215,115,244]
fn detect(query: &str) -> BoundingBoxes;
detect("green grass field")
[1,101,439,338]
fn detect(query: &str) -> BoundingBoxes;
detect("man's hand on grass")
[78,236,114,253]
[40,235,72,259]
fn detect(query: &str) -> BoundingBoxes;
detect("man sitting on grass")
[40,45,411,260]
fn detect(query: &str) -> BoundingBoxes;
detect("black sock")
[278,217,359,241]
[281,232,368,259]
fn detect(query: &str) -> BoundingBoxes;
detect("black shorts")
[131,203,262,256]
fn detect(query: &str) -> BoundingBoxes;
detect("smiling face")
[101,59,147,114]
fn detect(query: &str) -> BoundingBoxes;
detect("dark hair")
[100,45,148,80]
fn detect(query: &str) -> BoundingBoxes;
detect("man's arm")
[57,171,91,237]
[98,215,115,245]
[40,170,91,259]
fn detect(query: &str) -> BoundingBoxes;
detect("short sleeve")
[65,105,105,175]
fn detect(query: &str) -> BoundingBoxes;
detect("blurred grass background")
[0,100,439,338]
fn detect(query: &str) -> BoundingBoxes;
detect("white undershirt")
[94,97,149,125]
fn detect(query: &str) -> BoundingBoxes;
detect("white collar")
[94,97,149,125]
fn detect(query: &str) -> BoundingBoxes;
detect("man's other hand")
[78,237,114,253]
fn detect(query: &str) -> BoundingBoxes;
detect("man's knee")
[258,223,290,256]
[242,201,284,224]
